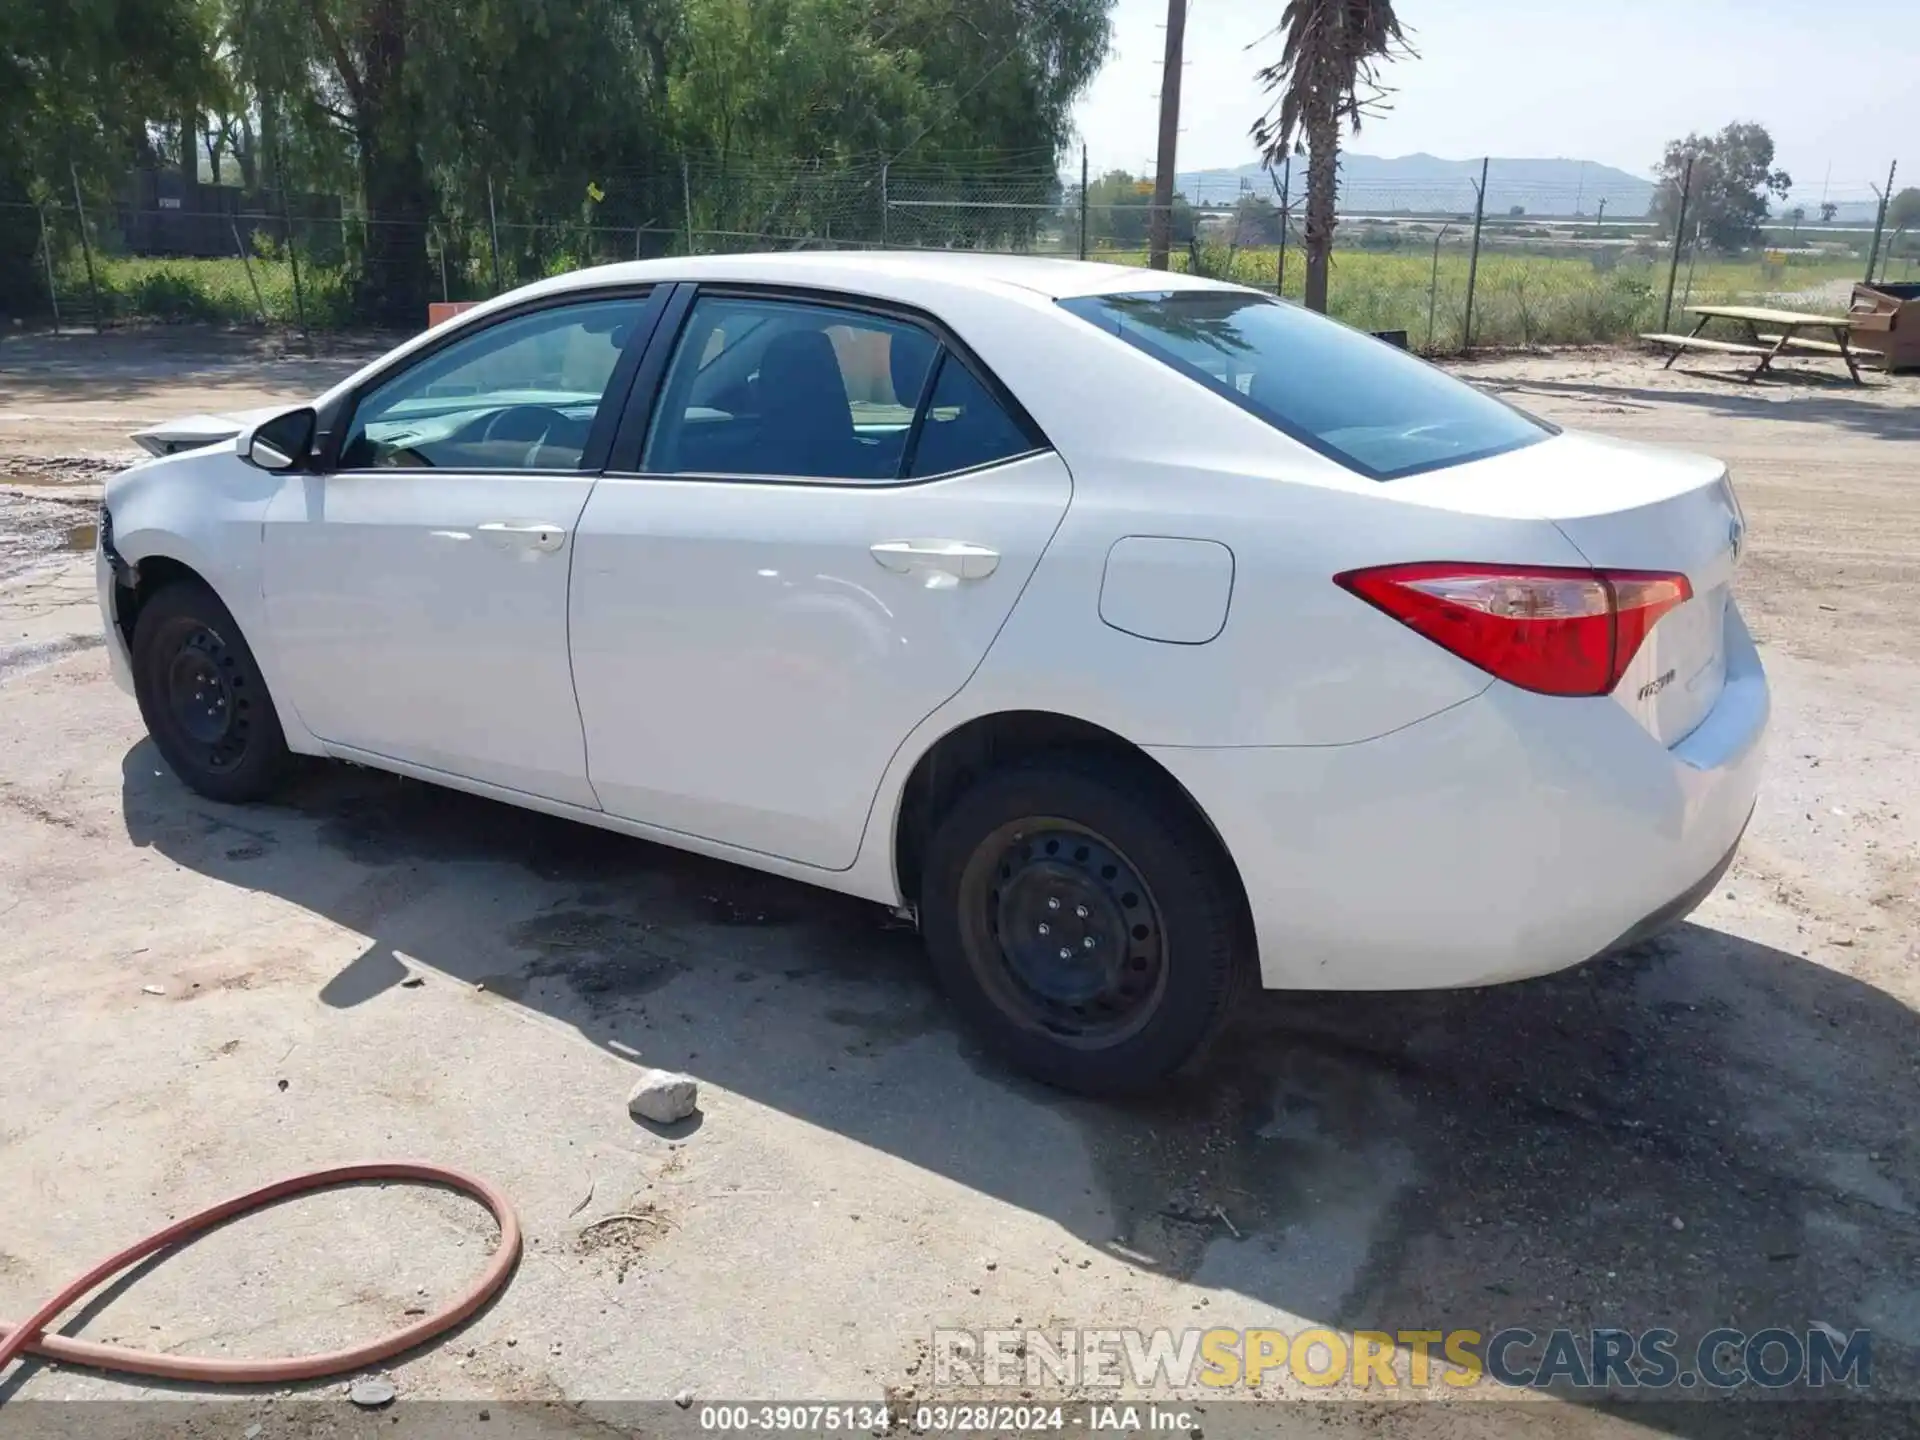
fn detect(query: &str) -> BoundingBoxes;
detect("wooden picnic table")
[1640,304,1881,383]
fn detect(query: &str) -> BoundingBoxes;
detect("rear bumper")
[1600,806,1749,955]
[1150,600,1769,991]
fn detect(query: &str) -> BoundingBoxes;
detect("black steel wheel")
[131,580,291,803]
[921,755,1249,1095]
[961,820,1168,1046]
[162,625,248,765]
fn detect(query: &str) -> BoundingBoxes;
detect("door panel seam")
[842,449,1080,877]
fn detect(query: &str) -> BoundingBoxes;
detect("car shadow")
[118,746,1919,1421]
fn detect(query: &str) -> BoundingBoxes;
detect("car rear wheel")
[131,580,292,804]
[920,755,1248,1095]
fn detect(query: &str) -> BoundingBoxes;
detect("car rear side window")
[904,354,1038,478]
[643,297,940,482]
[1058,290,1550,480]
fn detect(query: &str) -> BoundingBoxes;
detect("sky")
[1070,0,1914,203]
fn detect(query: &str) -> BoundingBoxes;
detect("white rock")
[628,1069,699,1124]
[349,1376,396,1408]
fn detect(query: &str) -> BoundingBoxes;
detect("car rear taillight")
[1334,562,1692,697]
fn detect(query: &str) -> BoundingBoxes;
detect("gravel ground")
[0,329,1915,1438]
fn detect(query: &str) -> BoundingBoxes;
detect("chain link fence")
[3,157,1897,352]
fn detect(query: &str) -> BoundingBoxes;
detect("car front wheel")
[130,580,292,804]
[920,756,1249,1096]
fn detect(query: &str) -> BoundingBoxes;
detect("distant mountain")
[1174,153,1655,218]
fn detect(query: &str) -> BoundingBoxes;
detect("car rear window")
[1058,290,1551,480]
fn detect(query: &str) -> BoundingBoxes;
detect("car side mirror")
[239,407,317,472]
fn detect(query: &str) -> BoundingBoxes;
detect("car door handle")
[869,540,1000,581]
[478,521,568,553]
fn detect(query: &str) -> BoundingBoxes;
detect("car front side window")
[337,296,651,472]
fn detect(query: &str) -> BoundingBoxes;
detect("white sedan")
[97,253,1768,1094]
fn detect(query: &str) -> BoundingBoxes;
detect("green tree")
[1251,0,1409,313]
[1653,122,1791,250]
[668,0,1108,247]
[1888,187,1920,231]
[0,0,219,313]
[1084,170,1192,249]
[222,0,429,322]
[420,0,676,272]
[7,0,1111,322]
[870,0,1108,165]
[226,0,681,322]
[666,0,926,241]
[1230,192,1284,246]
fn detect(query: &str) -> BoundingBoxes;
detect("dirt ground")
[0,329,1916,1437]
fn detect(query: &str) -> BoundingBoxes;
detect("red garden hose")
[0,1162,521,1387]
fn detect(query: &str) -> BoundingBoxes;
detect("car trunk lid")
[1388,429,1744,746]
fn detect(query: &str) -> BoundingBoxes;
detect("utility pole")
[1595,196,1607,235]
[1865,158,1898,285]
[1461,157,1489,351]
[68,163,102,329]
[1269,156,1291,296]
[1681,218,1703,310]
[1078,143,1089,260]
[277,171,308,346]
[681,158,696,256]
[36,203,61,332]
[1147,0,1187,270]
[486,174,503,293]
[1661,154,1694,331]
[1425,221,1452,351]
[269,133,307,346]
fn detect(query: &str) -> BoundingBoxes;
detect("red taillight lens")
[1335,562,1692,697]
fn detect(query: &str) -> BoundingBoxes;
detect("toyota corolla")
[97,253,1768,1094]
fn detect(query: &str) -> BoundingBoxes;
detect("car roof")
[519,249,1240,304]
[320,249,1257,421]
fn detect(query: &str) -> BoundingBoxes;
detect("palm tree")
[1251,0,1410,313]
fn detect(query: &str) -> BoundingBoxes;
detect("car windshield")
[1058,290,1551,480]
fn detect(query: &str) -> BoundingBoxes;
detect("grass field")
[46,240,1881,351]
[52,253,354,329]
[1097,245,1873,350]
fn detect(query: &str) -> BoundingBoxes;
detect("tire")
[920,754,1250,1096]
[130,579,292,804]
